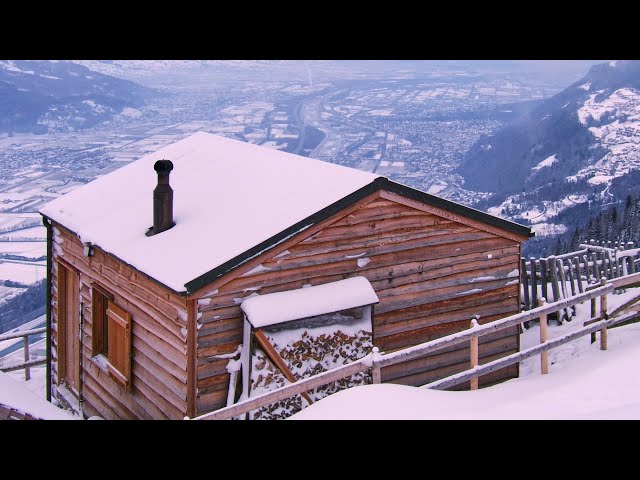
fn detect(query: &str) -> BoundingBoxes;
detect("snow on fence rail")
[194,279,634,421]
[0,327,47,381]
[520,240,639,313]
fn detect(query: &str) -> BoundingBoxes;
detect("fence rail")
[520,240,639,314]
[194,276,640,421]
[0,327,47,381]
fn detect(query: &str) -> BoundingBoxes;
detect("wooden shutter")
[106,301,132,392]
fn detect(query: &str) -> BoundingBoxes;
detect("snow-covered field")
[0,262,46,284]
[292,288,640,420]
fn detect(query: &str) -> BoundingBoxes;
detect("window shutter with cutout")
[106,301,132,392]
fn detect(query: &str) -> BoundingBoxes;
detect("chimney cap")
[154,159,174,174]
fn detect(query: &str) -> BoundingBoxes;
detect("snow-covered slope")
[0,60,151,133]
[459,60,640,239]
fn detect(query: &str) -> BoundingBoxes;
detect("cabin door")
[58,263,80,394]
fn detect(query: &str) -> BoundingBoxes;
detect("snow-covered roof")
[40,132,379,293]
[241,276,379,328]
[0,370,77,420]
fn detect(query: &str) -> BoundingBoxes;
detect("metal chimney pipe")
[152,159,174,235]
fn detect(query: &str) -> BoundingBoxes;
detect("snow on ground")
[1,367,77,420]
[532,154,557,171]
[291,288,640,420]
[530,222,568,237]
[0,262,46,284]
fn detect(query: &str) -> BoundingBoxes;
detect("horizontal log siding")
[51,223,189,419]
[195,195,521,415]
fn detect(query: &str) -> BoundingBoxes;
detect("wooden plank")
[573,256,584,293]
[374,278,519,315]
[253,329,314,405]
[521,258,530,310]
[377,283,613,369]
[611,271,640,289]
[540,258,548,302]
[187,299,197,418]
[539,298,548,374]
[293,221,472,251]
[0,327,47,342]
[132,332,187,382]
[82,360,148,420]
[381,333,517,382]
[530,258,538,308]
[469,323,479,390]
[548,255,560,304]
[379,190,528,242]
[600,278,608,351]
[425,310,639,390]
[132,362,187,418]
[389,348,519,388]
[57,262,67,384]
[375,296,517,338]
[197,389,228,414]
[197,358,230,380]
[223,244,520,294]
[133,326,187,371]
[196,361,369,420]
[0,358,47,372]
[131,348,187,401]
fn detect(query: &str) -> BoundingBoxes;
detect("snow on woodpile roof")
[0,371,77,420]
[241,276,379,328]
[40,132,379,293]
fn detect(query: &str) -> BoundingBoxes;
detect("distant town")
[0,72,562,297]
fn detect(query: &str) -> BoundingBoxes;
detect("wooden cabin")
[40,132,532,420]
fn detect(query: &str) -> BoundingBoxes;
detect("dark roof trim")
[382,179,533,239]
[184,180,382,294]
[184,177,532,295]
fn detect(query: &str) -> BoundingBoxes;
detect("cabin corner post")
[44,216,52,402]
[187,298,198,418]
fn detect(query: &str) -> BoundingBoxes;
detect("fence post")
[371,347,382,384]
[627,242,636,275]
[23,336,30,381]
[538,298,549,374]
[600,277,608,351]
[529,257,538,310]
[591,252,601,282]
[573,256,584,293]
[521,257,530,310]
[469,316,479,390]
[540,258,548,302]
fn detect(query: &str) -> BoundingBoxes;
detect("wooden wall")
[50,223,190,419]
[194,192,524,415]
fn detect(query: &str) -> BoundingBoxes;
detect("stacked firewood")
[249,328,373,420]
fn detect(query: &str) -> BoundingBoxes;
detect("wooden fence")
[520,240,640,318]
[0,327,47,381]
[194,272,640,420]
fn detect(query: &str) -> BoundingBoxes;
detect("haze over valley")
[2,59,632,320]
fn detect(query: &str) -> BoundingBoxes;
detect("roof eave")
[184,177,531,295]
